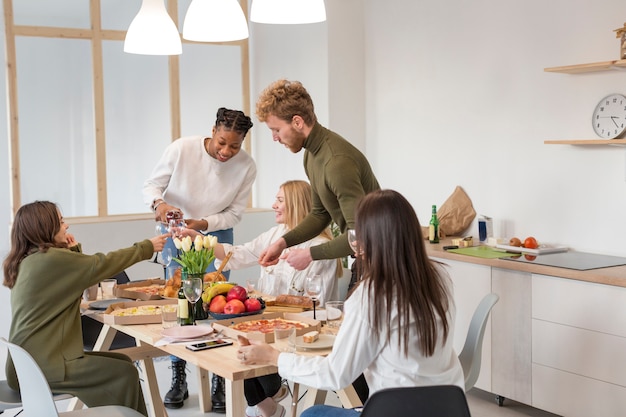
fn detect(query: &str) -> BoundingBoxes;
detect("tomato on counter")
[523,236,538,249]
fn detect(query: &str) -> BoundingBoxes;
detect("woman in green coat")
[2,201,168,416]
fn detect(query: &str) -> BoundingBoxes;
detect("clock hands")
[611,116,620,128]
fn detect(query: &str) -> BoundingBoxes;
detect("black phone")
[186,339,233,351]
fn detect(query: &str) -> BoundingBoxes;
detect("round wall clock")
[592,93,626,139]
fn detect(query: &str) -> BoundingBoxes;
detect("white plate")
[296,310,327,321]
[295,334,335,350]
[161,325,214,340]
[494,244,568,255]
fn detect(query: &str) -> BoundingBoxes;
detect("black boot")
[211,373,226,413]
[164,359,188,409]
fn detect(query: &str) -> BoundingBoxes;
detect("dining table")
[80,303,362,417]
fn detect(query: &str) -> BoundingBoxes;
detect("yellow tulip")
[194,235,204,250]
[181,236,192,252]
[204,234,218,248]
[173,237,182,250]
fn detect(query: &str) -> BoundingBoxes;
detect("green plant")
[172,234,217,274]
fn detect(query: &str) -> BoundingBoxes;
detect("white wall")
[364,0,626,256]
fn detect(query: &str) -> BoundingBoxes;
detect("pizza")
[128,284,164,296]
[110,304,176,316]
[230,318,309,334]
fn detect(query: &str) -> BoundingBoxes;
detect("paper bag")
[438,186,476,236]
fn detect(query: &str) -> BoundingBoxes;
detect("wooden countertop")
[426,238,626,289]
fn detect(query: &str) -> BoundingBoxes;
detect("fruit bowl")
[208,307,265,320]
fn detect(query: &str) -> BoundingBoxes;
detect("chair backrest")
[458,293,499,391]
[360,385,471,417]
[0,338,60,417]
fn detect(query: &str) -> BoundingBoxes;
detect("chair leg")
[290,383,300,417]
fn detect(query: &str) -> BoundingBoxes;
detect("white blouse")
[276,267,464,394]
[215,224,339,305]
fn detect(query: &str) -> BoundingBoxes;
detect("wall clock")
[592,93,626,139]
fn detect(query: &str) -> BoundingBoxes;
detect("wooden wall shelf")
[544,139,626,145]
[544,59,626,74]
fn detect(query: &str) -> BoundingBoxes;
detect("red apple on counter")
[244,298,262,312]
[226,285,248,302]
[224,299,245,314]
[209,295,227,313]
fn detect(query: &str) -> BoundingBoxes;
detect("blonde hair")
[280,180,341,277]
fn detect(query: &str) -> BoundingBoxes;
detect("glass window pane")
[101,0,143,31]
[14,0,90,28]
[102,41,172,215]
[179,43,244,136]
[16,37,96,217]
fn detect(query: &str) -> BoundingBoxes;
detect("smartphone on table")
[186,339,233,351]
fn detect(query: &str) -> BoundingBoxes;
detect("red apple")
[244,298,262,312]
[223,299,245,315]
[226,285,248,302]
[209,295,227,313]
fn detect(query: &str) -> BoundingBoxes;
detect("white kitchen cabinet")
[432,258,493,391]
[531,274,626,416]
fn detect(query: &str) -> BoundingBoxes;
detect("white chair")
[0,338,144,417]
[458,293,499,392]
[0,379,73,414]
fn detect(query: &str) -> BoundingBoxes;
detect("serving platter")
[494,244,568,255]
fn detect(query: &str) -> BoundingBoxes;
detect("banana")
[202,282,236,304]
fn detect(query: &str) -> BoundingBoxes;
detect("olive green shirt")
[282,123,380,260]
[6,240,154,387]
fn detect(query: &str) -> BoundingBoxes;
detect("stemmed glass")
[182,277,203,325]
[305,275,323,320]
[161,247,173,279]
[347,229,360,255]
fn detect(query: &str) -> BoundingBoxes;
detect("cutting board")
[446,246,517,259]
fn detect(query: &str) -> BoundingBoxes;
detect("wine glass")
[305,275,323,320]
[347,229,359,254]
[182,277,203,325]
[161,247,173,279]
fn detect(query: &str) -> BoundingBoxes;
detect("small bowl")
[208,308,265,320]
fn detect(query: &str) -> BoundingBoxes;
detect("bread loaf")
[302,331,319,343]
[274,294,313,309]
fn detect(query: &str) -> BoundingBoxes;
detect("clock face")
[592,94,626,139]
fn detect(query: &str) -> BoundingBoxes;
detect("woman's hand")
[150,234,169,252]
[258,238,287,267]
[66,233,78,248]
[184,218,208,232]
[237,340,281,366]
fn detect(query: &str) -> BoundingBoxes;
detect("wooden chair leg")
[290,383,300,417]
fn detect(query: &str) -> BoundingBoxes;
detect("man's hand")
[258,238,287,267]
[184,218,207,231]
[282,248,313,270]
[154,203,183,222]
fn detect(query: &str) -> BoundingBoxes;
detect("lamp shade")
[250,0,326,24]
[124,0,182,55]
[183,0,249,42]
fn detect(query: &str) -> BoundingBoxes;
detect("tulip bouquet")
[172,234,218,274]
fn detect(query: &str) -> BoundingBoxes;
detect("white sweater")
[216,224,339,305]
[143,136,256,233]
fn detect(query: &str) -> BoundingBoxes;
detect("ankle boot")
[211,373,226,413]
[164,359,188,409]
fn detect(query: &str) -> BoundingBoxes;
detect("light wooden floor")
[0,357,561,416]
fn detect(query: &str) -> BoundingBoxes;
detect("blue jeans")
[170,228,233,364]
[301,405,362,417]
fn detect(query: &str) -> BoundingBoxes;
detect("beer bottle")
[429,205,440,244]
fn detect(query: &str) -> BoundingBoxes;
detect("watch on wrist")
[152,199,165,212]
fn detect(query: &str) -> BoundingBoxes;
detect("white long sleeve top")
[276,267,464,394]
[142,136,256,233]
[215,224,339,305]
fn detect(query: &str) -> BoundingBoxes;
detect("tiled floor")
[1,357,560,417]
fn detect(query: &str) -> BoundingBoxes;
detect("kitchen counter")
[426,238,626,288]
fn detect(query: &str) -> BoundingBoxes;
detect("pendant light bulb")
[124,0,182,55]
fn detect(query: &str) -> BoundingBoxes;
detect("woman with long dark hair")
[238,190,463,417]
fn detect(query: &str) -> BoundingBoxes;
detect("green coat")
[6,241,153,414]
[283,122,380,261]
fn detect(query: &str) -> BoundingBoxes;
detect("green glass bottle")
[429,205,440,244]
[177,286,193,326]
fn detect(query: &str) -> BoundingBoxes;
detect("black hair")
[215,107,254,137]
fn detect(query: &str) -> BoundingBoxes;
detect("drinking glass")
[182,277,203,325]
[347,229,359,254]
[161,247,173,279]
[305,275,323,320]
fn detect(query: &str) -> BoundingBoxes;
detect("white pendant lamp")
[124,0,182,55]
[183,0,249,42]
[250,0,326,24]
